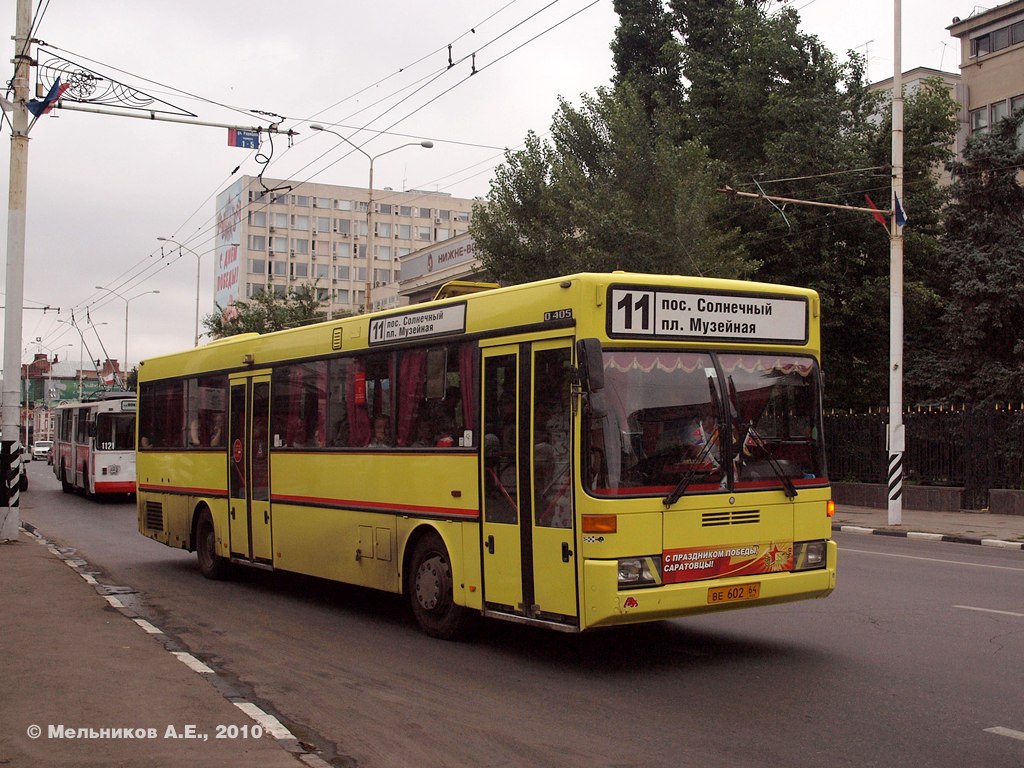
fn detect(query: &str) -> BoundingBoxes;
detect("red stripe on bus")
[137,484,226,496]
[94,481,137,494]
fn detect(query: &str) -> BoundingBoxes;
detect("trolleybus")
[53,392,137,497]
[136,272,836,637]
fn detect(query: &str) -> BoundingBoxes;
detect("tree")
[930,110,1024,403]
[202,283,331,338]
[471,85,753,284]
[611,0,682,115]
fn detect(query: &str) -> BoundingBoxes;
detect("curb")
[20,521,334,768]
[832,522,1024,551]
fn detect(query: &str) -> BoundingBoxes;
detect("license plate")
[707,583,761,605]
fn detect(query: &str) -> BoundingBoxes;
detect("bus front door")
[227,375,273,566]
[481,340,578,626]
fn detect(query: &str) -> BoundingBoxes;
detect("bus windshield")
[585,351,826,496]
[95,412,135,451]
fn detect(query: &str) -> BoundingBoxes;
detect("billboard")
[214,179,243,319]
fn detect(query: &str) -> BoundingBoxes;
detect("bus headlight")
[793,540,826,570]
[617,556,662,588]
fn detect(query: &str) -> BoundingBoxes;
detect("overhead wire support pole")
[1,0,32,541]
[888,0,905,526]
[717,187,894,218]
[55,102,297,137]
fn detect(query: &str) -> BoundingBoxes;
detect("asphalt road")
[20,460,1024,768]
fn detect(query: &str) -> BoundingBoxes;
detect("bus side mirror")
[576,338,604,393]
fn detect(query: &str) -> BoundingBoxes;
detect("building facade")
[217,176,478,317]
[948,0,1024,154]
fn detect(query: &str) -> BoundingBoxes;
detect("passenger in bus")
[367,416,392,448]
[411,419,434,448]
[189,418,202,447]
[209,413,225,447]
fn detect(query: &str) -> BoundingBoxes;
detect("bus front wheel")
[407,532,468,640]
[196,510,229,580]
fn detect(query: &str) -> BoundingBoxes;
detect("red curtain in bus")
[395,351,426,446]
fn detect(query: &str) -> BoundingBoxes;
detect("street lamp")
[94,286,160,374]
[309,124,433,312]
[157,237,203,346]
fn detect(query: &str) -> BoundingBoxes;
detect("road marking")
[954,605,1024,618]
[839,547,1024,572]
[985,726,1024,741]
[133,618,163,634]
[104,595,125,609]
[172,651,215,674]
[234,702,295,740]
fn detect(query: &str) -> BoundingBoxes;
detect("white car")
[31,440,53,461]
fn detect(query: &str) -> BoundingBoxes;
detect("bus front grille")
[702,510,760,527]
[145,501,164,532]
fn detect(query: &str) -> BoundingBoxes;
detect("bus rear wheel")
[408,532,467,640]
[196,510,229,580]
[60,463,72,494]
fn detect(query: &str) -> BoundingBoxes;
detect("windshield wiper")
[663,436,719,507]
[742,427,798,499]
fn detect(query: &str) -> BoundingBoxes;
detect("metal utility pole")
[888,0,905,526]
[1,0,32,540]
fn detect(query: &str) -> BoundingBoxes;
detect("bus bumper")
[94,481,137,494]
[582,540,837,630]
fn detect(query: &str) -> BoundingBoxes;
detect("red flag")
[864,194,888,229]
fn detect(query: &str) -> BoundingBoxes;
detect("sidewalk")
[0,527,312,768]
[833,504,1024,548]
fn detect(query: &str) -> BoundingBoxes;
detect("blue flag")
[894,193,908,228]
[27,78,70,118]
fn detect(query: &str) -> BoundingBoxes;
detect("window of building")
[357,201,369,213]
[336,199,353,211]
[455,211,470,222]
[377,245,391,259]
[249,235,266,251]
[292,262,309,278]
[313,239,330,254]
[271,236,288,253]
[292,239,309,255]
[374,268,390,284]
[437,209,450,221]
[316,216,331,232]
[272,212,288,229]
[315,197,331,209]
[272,260,288,276]
[315,263,330,279]
[397,224,412,239]
[335,218,351,235]
[316,287,329,302]
[335,289,349,304]
[416,226,431,241]
[273,283,287,298]
[271,192,289,205]
[356,221,368,237]
[293,195,310,207]
[248,283,264,298]
[336,265,350,280]
[355,267,367,281]
[418,207,431,218]
[992,100,1009,125]
[249,258,265,274]
[436,228,450,240]
[377,222,391,238]
[292,215,310,231]
[399,205,412,216]
[970,107,989,134]
[249,211,267,227]
[357,244,367,259]
[379,203,394,215]
[1013,20,1024,45]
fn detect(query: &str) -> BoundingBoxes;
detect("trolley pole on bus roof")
[888,0,905,526]
[1,0,32,541]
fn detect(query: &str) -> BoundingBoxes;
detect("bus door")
[227,375,273,566]
[481,339,577,624]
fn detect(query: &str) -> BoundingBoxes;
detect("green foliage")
[611,0,682,114]
[931,111,1024,403]
[471,86,753,285]
[202,282,333,338]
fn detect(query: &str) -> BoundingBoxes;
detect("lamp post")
[157,237,203,346]
[309,125,433,313]
[94,287,159,375]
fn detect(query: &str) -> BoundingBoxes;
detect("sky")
[0,0,977,371]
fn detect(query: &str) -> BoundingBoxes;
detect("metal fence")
[824,405,1024,510]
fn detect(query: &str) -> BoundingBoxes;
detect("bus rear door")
[228,375,273,566]
[481,339,578,626]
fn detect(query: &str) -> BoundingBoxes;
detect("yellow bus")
[137,272,836,638]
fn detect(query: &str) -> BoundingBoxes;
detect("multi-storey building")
[948,0,1024,154]
[216,176,477,317]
